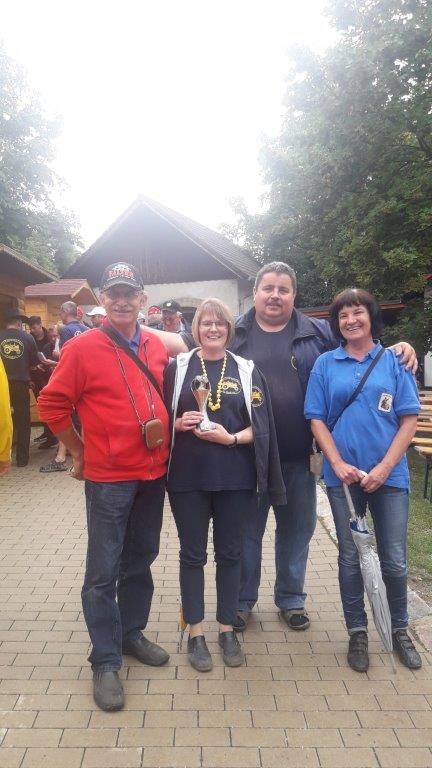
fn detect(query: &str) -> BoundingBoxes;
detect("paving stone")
[374,748,432,767]
[260,747,319,767]
[317,747,379,767]
[201,746,260,767]
[175,727,230,746]
[0,748,26,768]
[21,748,84,768]
[82,748,142,767]
[142,746,201,767]
[118,727,174,746]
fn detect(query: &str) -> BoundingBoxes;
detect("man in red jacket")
[39,262,170,711]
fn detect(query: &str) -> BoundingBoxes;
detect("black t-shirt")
[0,329,39,382]
[31,328,49,353]
[168,352,256,492]
[240,319,311,462]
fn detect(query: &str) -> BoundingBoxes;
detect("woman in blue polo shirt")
[304,288,421,673]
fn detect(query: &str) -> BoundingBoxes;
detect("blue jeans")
[238,460,317,612]
[82,477,165,671]
[327,484,409,634]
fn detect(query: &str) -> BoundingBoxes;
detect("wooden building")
[0,245,55,326]
[64,196,259,317]
[25,279,98,327]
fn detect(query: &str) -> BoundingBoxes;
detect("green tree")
[226,0,432,351]
[0,44,81,274]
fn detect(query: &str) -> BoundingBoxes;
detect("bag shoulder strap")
[330,346,386,431]
[99,325,164,401]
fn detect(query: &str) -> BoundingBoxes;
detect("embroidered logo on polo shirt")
[221,376,241,395]
[378,393,393,412]
[251,386,264,407]
[0,338,24,359]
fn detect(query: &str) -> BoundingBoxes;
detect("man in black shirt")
[0,310,39,466]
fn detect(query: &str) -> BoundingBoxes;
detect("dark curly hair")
[329,288,383,341]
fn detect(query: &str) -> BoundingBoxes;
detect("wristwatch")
[229,434,238,448]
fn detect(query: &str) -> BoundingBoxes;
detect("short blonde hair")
[191,298,235,347]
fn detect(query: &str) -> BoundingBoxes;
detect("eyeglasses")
[199,321,228,329]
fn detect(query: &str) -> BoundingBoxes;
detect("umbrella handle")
[343,483,357,522]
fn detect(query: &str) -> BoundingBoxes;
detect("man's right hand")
[69,451,84,481]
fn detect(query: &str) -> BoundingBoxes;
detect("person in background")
[0,310,39,467]
[147,305,163,328]
[161,300,191,333]
[40,305,89,473]
[304,288,421,672]
[0,357,13,476]
[38,261,170,711]
[28,316,58,448]
[59,301,89,344]
[87,306,107,328]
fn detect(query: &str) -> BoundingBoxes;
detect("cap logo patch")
[108,265,135,280]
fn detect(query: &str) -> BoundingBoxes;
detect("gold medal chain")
[199,353,227,411]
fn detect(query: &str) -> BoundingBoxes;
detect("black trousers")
[9,380,30,466]
[169,489,252,625]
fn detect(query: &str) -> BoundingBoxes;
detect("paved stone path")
[1,444,432,768]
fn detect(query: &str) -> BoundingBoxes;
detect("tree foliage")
[225,0,432,352]
[0,44,81,275]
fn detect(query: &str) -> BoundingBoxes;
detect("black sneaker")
[122,635,169,666]
[280,610,310,631]
[218,631,244,667]
[393,630,422,669]
[187,635,213,672]
[347,631,369,673]
[93,671,124,711]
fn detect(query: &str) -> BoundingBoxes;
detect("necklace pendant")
[208,402,220,412]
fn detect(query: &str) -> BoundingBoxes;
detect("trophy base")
[198,420,214,432]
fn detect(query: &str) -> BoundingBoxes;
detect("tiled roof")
[139,196,259,280]
[25,279,91,297]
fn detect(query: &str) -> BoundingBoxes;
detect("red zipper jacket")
[38,328,169,482]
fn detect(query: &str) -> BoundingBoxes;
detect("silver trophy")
[191,375,214,432]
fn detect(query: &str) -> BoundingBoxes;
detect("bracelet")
[229,434,238,448]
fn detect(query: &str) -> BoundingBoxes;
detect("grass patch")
[407,449,432,578]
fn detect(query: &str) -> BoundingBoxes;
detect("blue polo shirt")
[304,343,420,488]
[109,322,142,354]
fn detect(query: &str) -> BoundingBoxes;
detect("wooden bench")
[413,445,432,501]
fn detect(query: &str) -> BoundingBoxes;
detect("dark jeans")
[327,484,409,634]
[9,380,30,465]
[169,489,252,625]
[238,460,317,612]
[82,476,165,671]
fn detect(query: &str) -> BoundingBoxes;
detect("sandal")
[39,460,68,473]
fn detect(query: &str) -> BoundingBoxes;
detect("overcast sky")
[2,1,335,248]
